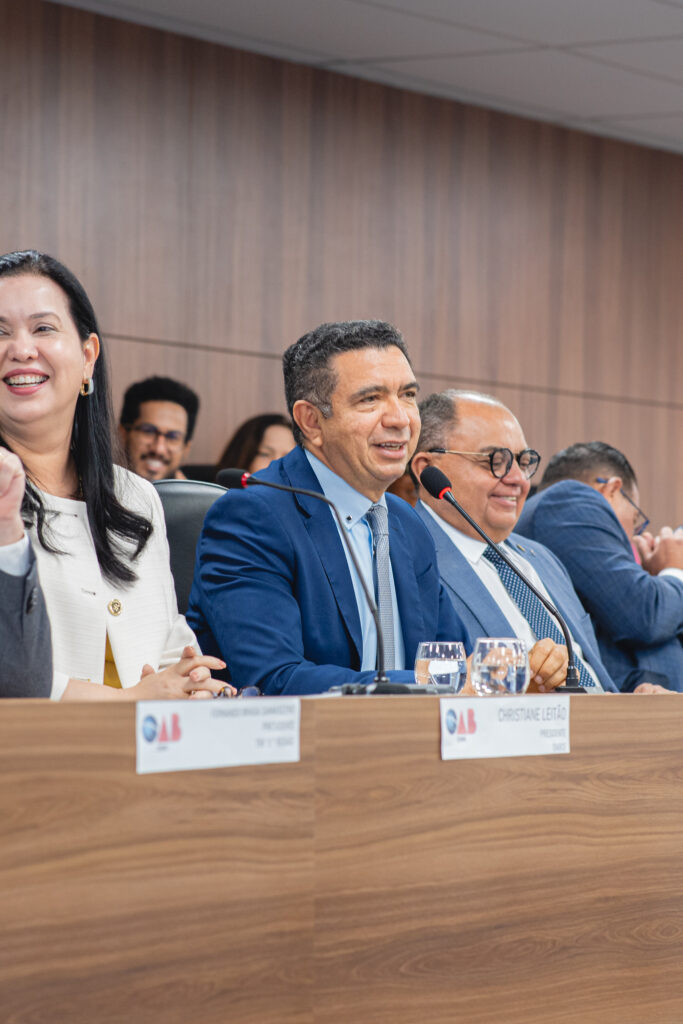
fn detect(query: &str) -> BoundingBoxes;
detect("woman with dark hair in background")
[216,413,294,478]
[0,250,229,700]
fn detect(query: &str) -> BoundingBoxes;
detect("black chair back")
[179,462,218,483]
[153,478,226,614]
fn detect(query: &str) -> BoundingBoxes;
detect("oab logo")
[142,713,182,745]
[445,707,477,737]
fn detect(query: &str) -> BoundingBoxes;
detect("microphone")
[420,465,585,693]
[216,467,391,688]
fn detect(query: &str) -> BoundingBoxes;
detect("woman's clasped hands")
[130,645,236,700]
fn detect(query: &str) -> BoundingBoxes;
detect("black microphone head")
[216,468,252,489]
[420,465,453,500]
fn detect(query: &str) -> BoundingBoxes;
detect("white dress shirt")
[420,501,601,687]
[0,534,30,576]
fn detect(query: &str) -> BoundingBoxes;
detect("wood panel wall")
[2,0,682,523]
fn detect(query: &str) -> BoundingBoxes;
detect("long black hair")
[0,250,152,584]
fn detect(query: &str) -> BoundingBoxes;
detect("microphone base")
[556,665,586,694]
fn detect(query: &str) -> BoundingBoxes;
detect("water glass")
[414,641,467,693]
[470,638,530,696]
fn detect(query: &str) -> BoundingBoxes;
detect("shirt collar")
[420,500,504,564]
[305,450,386,530]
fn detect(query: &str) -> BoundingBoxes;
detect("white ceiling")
[51,0,683,154]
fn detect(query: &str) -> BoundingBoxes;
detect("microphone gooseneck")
[420,465,583,691]
[216,467,390,685]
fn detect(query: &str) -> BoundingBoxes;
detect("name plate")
[136,698,301,774]
[440,695,570,761]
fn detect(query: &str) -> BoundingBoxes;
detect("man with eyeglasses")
[411,391,623,693]
[119,376,199,483]
[516,441,683,693]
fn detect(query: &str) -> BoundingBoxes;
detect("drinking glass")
[470,638,530,696]
[414,641,467,693]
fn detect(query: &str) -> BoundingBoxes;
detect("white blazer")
[31,466,197,699]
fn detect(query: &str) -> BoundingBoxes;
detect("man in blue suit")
[410,391,651,694]
[187,322,567,695]
[516,442,683,693]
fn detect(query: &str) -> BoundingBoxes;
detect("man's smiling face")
[428,398,532,543]
[310,346,420,502]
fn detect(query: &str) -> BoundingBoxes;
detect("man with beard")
[119,376,199,482]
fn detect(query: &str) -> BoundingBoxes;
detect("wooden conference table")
[1,695,682,1023]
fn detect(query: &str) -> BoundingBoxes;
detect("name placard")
[440,695,570,761]
[136,698,301,774]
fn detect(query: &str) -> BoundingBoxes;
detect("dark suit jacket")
[0,547,52,698]
[186,446,470,695]
[416,503,617,692]
[517,481,683,692]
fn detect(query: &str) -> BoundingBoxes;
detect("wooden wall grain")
[1,0,682,523]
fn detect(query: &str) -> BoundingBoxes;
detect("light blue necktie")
[482,544,601,691]
[365,504,396,671]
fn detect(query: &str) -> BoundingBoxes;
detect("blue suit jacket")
[186,446,470,695]
[517,481,683,692]
[416,503,617,692]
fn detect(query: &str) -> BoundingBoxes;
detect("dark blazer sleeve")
[518,483,683,647]
[0,549,52,698]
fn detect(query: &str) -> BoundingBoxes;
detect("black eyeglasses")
[595,478,649,536]
[128,423,187,449]
[428,447,541,480]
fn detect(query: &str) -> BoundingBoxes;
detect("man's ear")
[293,400,325,450]
[410,450,431,486]
[118,423,129,450]
[597,475,623,504]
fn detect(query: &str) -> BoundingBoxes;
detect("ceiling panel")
[362,48,683,119]
[353,0,683,45]
[52,0,332,61]
[53,0,517,60]
[575,35,683,83]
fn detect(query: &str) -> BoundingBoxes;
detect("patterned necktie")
[482,544,601,691]
[365,504,396,671]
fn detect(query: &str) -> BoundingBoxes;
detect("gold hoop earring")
[80,377,94,397]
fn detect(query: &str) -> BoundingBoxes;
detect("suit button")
[108,598,122,616]
[26,586,38,614]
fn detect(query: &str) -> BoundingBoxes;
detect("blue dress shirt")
[305,451,406,671]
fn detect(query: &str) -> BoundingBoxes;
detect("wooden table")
[1,695,682,1023]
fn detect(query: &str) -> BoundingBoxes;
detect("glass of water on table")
[414,641,468,693]
[470,638,530,695]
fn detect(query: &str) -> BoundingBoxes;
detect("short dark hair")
[216,413,292,475]
[120,376,200,441]
[0,249,152,585]
[539,441,637,493]
[409,389,505,484]
[282,320,411,446]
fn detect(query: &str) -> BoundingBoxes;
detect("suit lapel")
[511,536,584,641]
[416,503,515,637]
[388,509,424,656]
[279,448,363,663]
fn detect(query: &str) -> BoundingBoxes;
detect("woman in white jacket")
[0,249,230,700]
